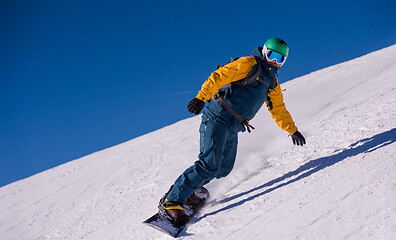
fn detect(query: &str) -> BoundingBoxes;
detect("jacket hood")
[252,47,265,61]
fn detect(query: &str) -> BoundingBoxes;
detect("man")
[159,38,306,224]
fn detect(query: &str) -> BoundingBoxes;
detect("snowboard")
[143,186,210,238]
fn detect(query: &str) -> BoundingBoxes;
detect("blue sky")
[0,0,395,187]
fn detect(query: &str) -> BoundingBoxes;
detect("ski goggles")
[265,50,286,65]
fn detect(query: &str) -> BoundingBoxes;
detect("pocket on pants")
[199,116,209,153]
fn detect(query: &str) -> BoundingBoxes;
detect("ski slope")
[1,44,396,240]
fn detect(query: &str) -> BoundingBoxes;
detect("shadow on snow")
[199,128,396,220]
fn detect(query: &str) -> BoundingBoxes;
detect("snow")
[1,44,396,240]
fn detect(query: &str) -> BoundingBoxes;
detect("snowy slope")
[1,44,396,240]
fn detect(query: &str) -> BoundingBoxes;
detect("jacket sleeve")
[266,79,298,135]
[196,57,257,102]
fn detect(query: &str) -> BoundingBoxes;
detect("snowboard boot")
[158,195,189,225]
[185,186,210,210]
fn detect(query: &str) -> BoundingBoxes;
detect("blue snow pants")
[166,116,238,203]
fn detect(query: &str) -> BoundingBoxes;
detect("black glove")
[187,98,205,115]
[291,131,306,146]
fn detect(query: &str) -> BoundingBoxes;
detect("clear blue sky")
[1,0,395,187]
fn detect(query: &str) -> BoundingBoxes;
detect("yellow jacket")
[196,56,298,135]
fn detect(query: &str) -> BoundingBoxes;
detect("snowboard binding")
[158,185,210,225]
[144,186,210,237]
[158,196,189,225]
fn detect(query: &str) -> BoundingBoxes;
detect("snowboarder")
[159,37,306,224]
